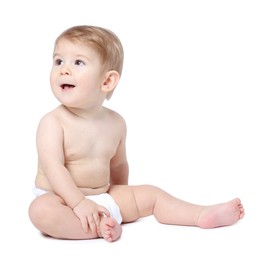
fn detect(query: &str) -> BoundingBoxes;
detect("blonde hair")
[55,25,124,99]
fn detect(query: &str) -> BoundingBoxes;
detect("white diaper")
[33,187,122,224]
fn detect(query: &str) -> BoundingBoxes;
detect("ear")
[101,70,120,93]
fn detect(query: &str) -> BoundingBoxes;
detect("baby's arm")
[110,117,129,185]
[37,114,85,208]
[36,114,109,232]
[110,160,129,185]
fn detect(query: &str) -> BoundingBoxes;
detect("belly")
[36,162,110,195]
[66,157,110,185]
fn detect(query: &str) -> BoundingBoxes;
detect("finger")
[80,217,89,233]
[93,213,100,231]
[93,213,103,237]
[97,225,102,237]
[87,215,97,234]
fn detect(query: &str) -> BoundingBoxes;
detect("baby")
[28,25,244,242]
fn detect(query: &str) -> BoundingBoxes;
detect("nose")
[60,65,71,75]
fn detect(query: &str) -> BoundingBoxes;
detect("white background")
[0,0,271,259]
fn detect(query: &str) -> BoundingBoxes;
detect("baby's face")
[50,39,107,109]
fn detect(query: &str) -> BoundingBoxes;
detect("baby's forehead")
[55,38,90,49]
[54,38,100,57]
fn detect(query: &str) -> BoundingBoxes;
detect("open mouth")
[60,84,75,90]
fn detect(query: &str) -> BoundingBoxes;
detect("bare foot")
[196,198,245,228]
[99,217,122,242]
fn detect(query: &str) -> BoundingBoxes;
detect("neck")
[61,104,105,119]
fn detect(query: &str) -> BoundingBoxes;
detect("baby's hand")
[72,198,110,234]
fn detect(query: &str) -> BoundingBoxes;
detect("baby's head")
[54,25,124,100]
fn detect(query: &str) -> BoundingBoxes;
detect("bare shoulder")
[37,105,64,131]
[104,107,127,130]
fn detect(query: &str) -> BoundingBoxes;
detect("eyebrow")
[52,53,89,60]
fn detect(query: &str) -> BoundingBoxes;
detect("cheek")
[81,76,102,91]
[49,72,60,97]
[49,71,57,86]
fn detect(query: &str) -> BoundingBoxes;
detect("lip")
[60,84,75,90]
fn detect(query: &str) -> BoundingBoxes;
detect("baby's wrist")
[72,197,85,209]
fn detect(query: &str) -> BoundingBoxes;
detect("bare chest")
[63,122,120,162]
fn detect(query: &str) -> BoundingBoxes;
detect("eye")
[54,58,63,66]
[74,59,85,66]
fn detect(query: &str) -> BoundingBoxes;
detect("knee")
[28,196,54,230]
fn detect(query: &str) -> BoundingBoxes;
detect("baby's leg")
[29,193,100,239]
[109,185,244,228]
[99,217,122,242]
